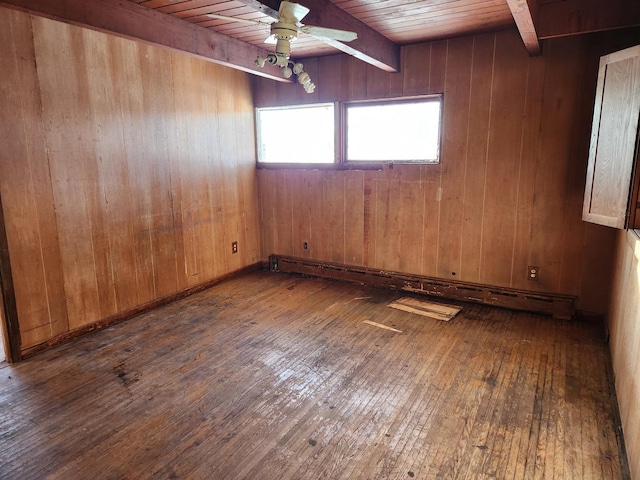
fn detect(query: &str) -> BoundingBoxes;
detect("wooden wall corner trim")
[20,262,266,359]
[0,193,22,363]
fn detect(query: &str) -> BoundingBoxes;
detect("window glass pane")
[346,99,441,162]
[256,104,334,163]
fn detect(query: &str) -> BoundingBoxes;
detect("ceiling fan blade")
[205,14,271,26]
[279,2,310,23]
[300,25,358,42]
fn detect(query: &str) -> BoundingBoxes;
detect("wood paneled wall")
[253,30,618,313]
[608,230,640,479]
[0,7,261,351]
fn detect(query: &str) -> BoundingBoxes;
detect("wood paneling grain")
[402,43,431,96]
[510,52,545,290]
[529,37,587,293]
[30,18,104,330]
[342,170,365,265]
[608,230,640,479]
[0,9,69,348]
[139,45,182,298]
[394,167,426,274]
[231,70,261,269]
[325,171,346,264]
[316,55,342,103]
[437,36,473,280]
[274,170,295,256]
[479,31,528,287]
[290,171,309,259]
[254,30,620,313]
[0,6,260,351]
[538,0,640,39]
[428,40,448,94]
[420,165,442,278]
[459,32,495,283]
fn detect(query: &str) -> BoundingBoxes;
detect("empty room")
[1,0,639,478]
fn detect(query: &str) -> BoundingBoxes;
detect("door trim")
[0,192,22,363]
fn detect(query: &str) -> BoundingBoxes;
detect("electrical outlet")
[303,242,308,250]
[232,241,238,254]
[528,266,539,281]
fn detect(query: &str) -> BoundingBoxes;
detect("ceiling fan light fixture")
[297,71,315,93]
[212,2,354,94]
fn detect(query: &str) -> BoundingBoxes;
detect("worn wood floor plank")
[0,271,629,479]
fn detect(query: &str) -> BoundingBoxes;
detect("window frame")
[341,95,443,166]
[255,94,443,169]
[255,102,338,166]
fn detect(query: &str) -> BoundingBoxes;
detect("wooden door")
[583,45,640,228]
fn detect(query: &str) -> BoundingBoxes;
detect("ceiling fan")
[206,1,358,93]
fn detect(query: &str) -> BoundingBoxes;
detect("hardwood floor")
[0,271,629,479]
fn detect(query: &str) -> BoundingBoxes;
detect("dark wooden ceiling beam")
[536,0,640,38]
[0,0,290,82]
[301,0,400,72]
[506,0,541,55]
[237,0,400,72]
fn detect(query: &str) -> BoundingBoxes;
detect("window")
[345,97,441,163]
[255,96,442,167]
[256,103,335,164]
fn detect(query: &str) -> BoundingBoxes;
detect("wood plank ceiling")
[129,0,516,59]
[4,0,638,80]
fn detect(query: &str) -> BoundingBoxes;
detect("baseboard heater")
[269,255,576,320]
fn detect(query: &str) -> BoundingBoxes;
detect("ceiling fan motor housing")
[271,22,298,57]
